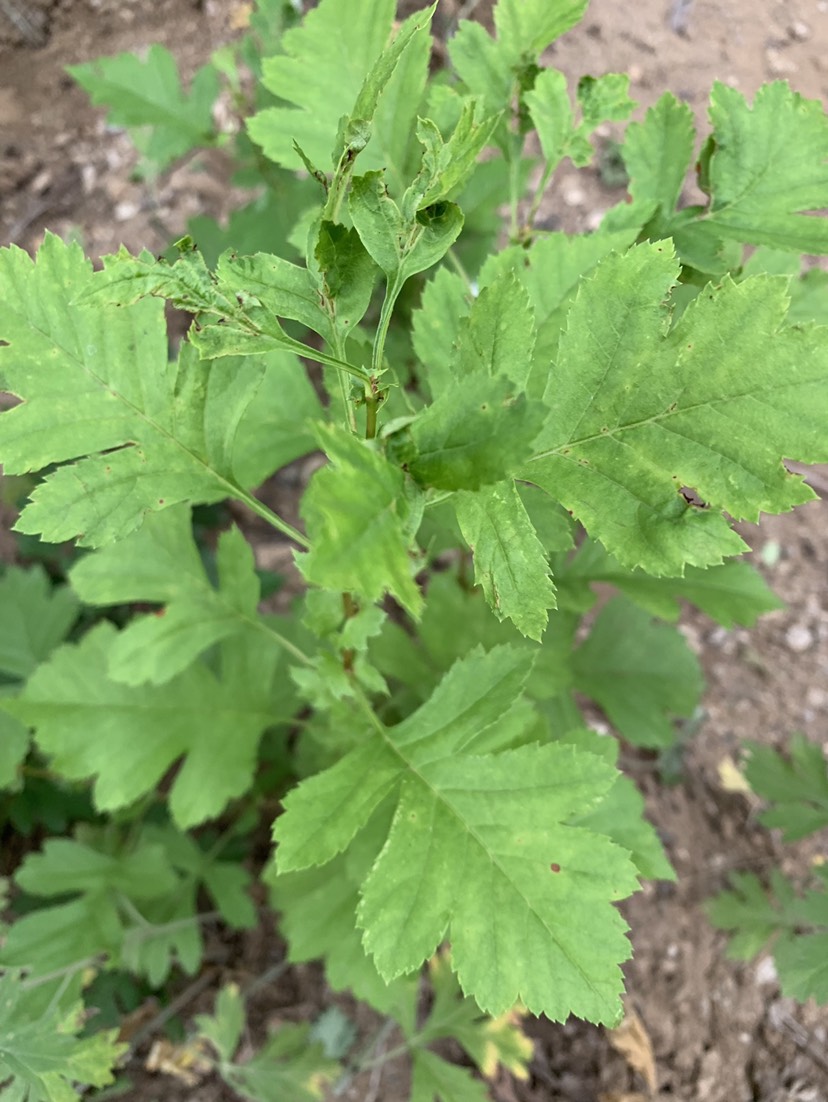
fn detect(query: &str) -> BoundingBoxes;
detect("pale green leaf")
[494,0,588,59]
[0,974,124,1102]
[706,81,828,251]
[0,709,29,789]
[70,506,275,686]
[219,1023,339,1102]
[403,100,502,217]
[774,929,828,1004]
[196,985,245,1064]
[448,19,513,116]
[454,480,556,639]
[560,730,673,881]
[249,0,432,188]
[525,68,573,169]
[455,271,536,388]
[419,954,534,1080]
[0,236,275,547]
[5,620,290,828]
[298,425,423,617]
[68,46,217,169]
[524,242,828,574]
[620,93,695,216]
[411,267,471,399]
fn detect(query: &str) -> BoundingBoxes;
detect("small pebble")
[806,686,828,709]
[755,955,778,987]
[788,19,811,40]
[114,200,140,222]
[765,47,797,76]
[785,623,814,653]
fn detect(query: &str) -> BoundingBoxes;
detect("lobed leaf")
[68,46,218,169]
[0,237,284,547]
[4,620,291,828]
[524,241,828,574]
[275,644,639,1022]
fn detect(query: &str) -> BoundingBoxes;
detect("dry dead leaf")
[717,754,754,795]
[607,1004,658,1094]
[599,1093,651,1102]
[229,1,253,29]
[145,1037,214,1087]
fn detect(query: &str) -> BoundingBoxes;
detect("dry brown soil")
[2,1,828,1100]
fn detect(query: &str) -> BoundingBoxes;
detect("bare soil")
[2,1,828,1100]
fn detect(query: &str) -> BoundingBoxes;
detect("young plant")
[1,0,828,1095]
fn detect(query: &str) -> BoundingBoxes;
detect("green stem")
[446,247,474,293]
[282,336,371,384]
[232,487,310,548]
[365,386,379,440]
[331,331,358,433]
[521,157,558,242]
[372,276,403,380]
[20,955,105,992]
[507,142,523,242]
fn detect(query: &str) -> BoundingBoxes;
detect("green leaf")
[298,425,423,617]
[197,984,245,1064]
[572,598,703,748]
[249,0,433,188]
[0,973,124,1102]
[312,222,377,344]
[524,242,828,574]
[411,1049,489,1102]
[416,953,534,1080]
[275,644,638,1022]
[525,68,573,169]
[708,868,828,1003]
[403,101,502,217]
[707,869,798,959]
[350,172,464,283]
[773,926,828,1004]
[620,93,695,217]
[561,541,783,626]
[0,236,278,547]
[231,350,324,485]
[454,480,556,640]
[561,731,673,880]
[0,835,196,987]
[448,20,513,117]
[0,709,29,789]
[576,73,636,131]
[68,46,217,170]
[745,734,828,841]
[483,227,638,378]
[411,268,471,399]
[493,0,588,59]
[199,989,339,1102]
[706,81,828,251]
[409,374,544,491]
[455,272,536,388]
[0,566,78,680]
[5,620,290,828]
[70,506,275,687]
